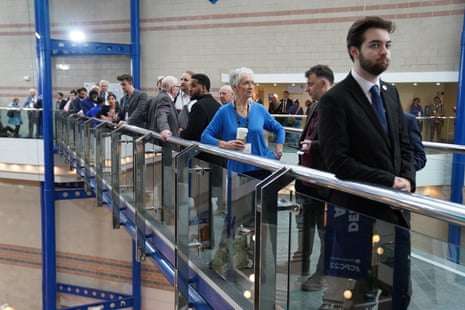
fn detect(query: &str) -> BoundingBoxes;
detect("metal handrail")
[57,115,465,228]
[115,124,465,227]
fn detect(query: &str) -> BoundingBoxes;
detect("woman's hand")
[273,150,283,159]
[274,143,284,159]
[219,139,245,150]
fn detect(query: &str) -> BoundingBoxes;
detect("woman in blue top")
[201,67,285,178]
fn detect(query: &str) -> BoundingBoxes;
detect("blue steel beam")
[50,39,131,56]
[55,188,96,200]
[132,241,142,310]
[57,283,131,300]
[130,0,141,88]
[61,298,134,310]
[35,0,57,309]
[449,11,465,264]
[36,0,141,308]
[54,182,96,200]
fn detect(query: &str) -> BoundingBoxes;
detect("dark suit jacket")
[119,89,147,128]
[404,112,426,171]
[147,90,178,133]
[298,102,324,169]
[319,73,415,227]
[278,98,293,113]
[180,94,220,141]
[180,93,223,166]
[296,101,330,199]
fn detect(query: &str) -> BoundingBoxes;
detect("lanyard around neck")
[233,102,249,128]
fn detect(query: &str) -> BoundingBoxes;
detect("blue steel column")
[35,0,56,308]
[130,2,142,309]
[132,241,142,310]
[130,0,141,88]
[449,12,465,264]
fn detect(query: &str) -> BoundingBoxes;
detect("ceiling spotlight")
[413,83,418,87]
[436,82,441,86]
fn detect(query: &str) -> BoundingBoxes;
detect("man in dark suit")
[404,112,426,171]
[147,75,180,145]
[117,74,147,128]
[279,90,293,114]
[318,16,415,309]
[55,92,67,110]
[278,65,335,288]
[298,65,334,291]
[425,96,445,141]
[272,91,293,125]
[180,73,220,141]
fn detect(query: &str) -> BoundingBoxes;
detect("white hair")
[229,67,254,89]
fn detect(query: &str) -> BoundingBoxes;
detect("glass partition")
[53,113,465,310]
[419,116,456,143]
[273,185,465,309]
[0,107,42,138]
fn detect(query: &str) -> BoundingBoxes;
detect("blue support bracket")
[61,298,133,310]
[57,283,132,300]
[55,182,96,200]
[58,283,134,309]
[50,39,131,56]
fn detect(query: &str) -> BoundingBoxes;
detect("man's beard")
[359,51,389,76]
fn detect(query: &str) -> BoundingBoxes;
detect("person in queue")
[201,66,285,179]
[318,16,414,309]
[97,92,120,123]
[218,85,234,105]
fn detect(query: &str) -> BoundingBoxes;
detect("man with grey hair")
[22,88,42,138]
[218,85,234,105]
[99,80,110,103]
[147,75,180,143]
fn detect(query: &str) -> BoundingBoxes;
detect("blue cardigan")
[201,102,285,173]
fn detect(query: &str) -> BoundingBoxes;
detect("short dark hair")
[305,65,334,85]
[117,74,134,84]
[346,16,395,61]
[191,73,211,91]
[89,89,99,98]
[77,87,87,94]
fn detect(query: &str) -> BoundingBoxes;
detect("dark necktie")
[370,85,387,133]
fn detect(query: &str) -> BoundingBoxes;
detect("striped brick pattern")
[0,243,173,291]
